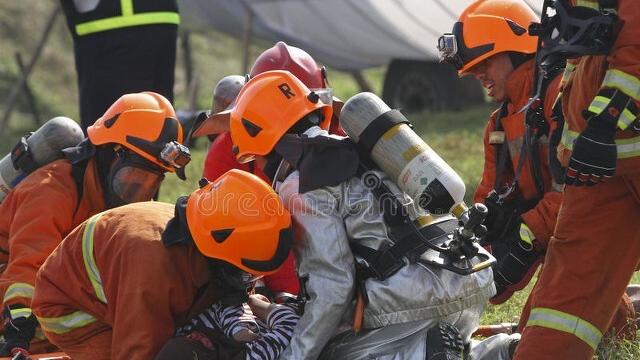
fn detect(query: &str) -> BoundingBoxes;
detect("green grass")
[2,2,640,357]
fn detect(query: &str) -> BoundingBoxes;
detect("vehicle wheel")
[382,60,484,113]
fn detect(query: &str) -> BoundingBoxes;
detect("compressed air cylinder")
[0,116,83,203]
[212,75,246,113]
[340,92,466,216]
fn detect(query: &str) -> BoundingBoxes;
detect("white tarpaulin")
[178,0,542,71]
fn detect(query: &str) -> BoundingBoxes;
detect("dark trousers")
[73,24,177,131]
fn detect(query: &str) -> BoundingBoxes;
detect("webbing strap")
[352,219,456,280]
[357,110,409,156]
[493,102,511,192]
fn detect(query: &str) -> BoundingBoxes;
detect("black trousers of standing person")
[73,24,177,131]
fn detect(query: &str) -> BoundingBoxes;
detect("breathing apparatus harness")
[485,0,617,241]
[271,117,493,281]
[526,0,617,189]
[350,164,492,280]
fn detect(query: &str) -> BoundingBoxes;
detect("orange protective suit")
[514,0,640,358]
[32,201,216,360]
[473,59,563,247]
[474,58,634,340]
[0,158,105,352]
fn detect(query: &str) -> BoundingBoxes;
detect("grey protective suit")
[275,128,497,360]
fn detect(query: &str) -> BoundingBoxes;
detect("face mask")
[106,150,165,208]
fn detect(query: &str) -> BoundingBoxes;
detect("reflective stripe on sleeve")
[527,307,602,350]
[602,69,640,101]
[81,214,107,304]
[37,311,98,335]
[4,283,35,303]
[561,123,640,158]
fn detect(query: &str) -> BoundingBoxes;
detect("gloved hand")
[565,117,617,186]
[565,87,637,186]
[0,305,38,356]
[482,194,534,246]
[489,219,544,305]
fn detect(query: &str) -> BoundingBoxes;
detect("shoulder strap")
[493,102,511,192]
[525,61,565,198]
[70,161,88,212]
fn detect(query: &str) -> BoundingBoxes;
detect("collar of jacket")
[162,195,194,247]
[73,158,106,222]
[505,58,535,110]
[274,126,360,193]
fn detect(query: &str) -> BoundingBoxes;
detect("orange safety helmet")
[88,92,190,173]
[186,169,292,275]
[438,0,539,74]
[251,41,327,89]
[194,70,333,163]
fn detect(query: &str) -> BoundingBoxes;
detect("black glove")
[565,118,617,186]
[566,88,637,186]
[489,219,544,305]
[482,194,535,245]
[0,305,38,356]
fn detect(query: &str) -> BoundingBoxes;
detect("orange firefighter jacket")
[32,201,215,360]
[558,0,640,175]
[473,59,563,245]
[0,158,105,311]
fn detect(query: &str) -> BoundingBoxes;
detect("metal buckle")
[10,134,39,174]
[160,141,191,168]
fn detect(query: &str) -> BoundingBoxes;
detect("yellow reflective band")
[35,327,45,340]
[76,12,180,36]
[560,123,640,158]
[9,307,32,320]
[519,223,535,245]
[4,283,35,303]
[527,307,602,350]
[121,0,133,16]
[37,311,98,335]
[615,137,640,159]
[603,69,640,101]
[587,96,610,115]
[576,0,599,9]
[618,108,637,130]
[82,214,107,304]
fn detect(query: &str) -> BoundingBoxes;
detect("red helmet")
[251,41,327,89]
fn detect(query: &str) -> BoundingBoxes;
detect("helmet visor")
[111,164,165,203]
